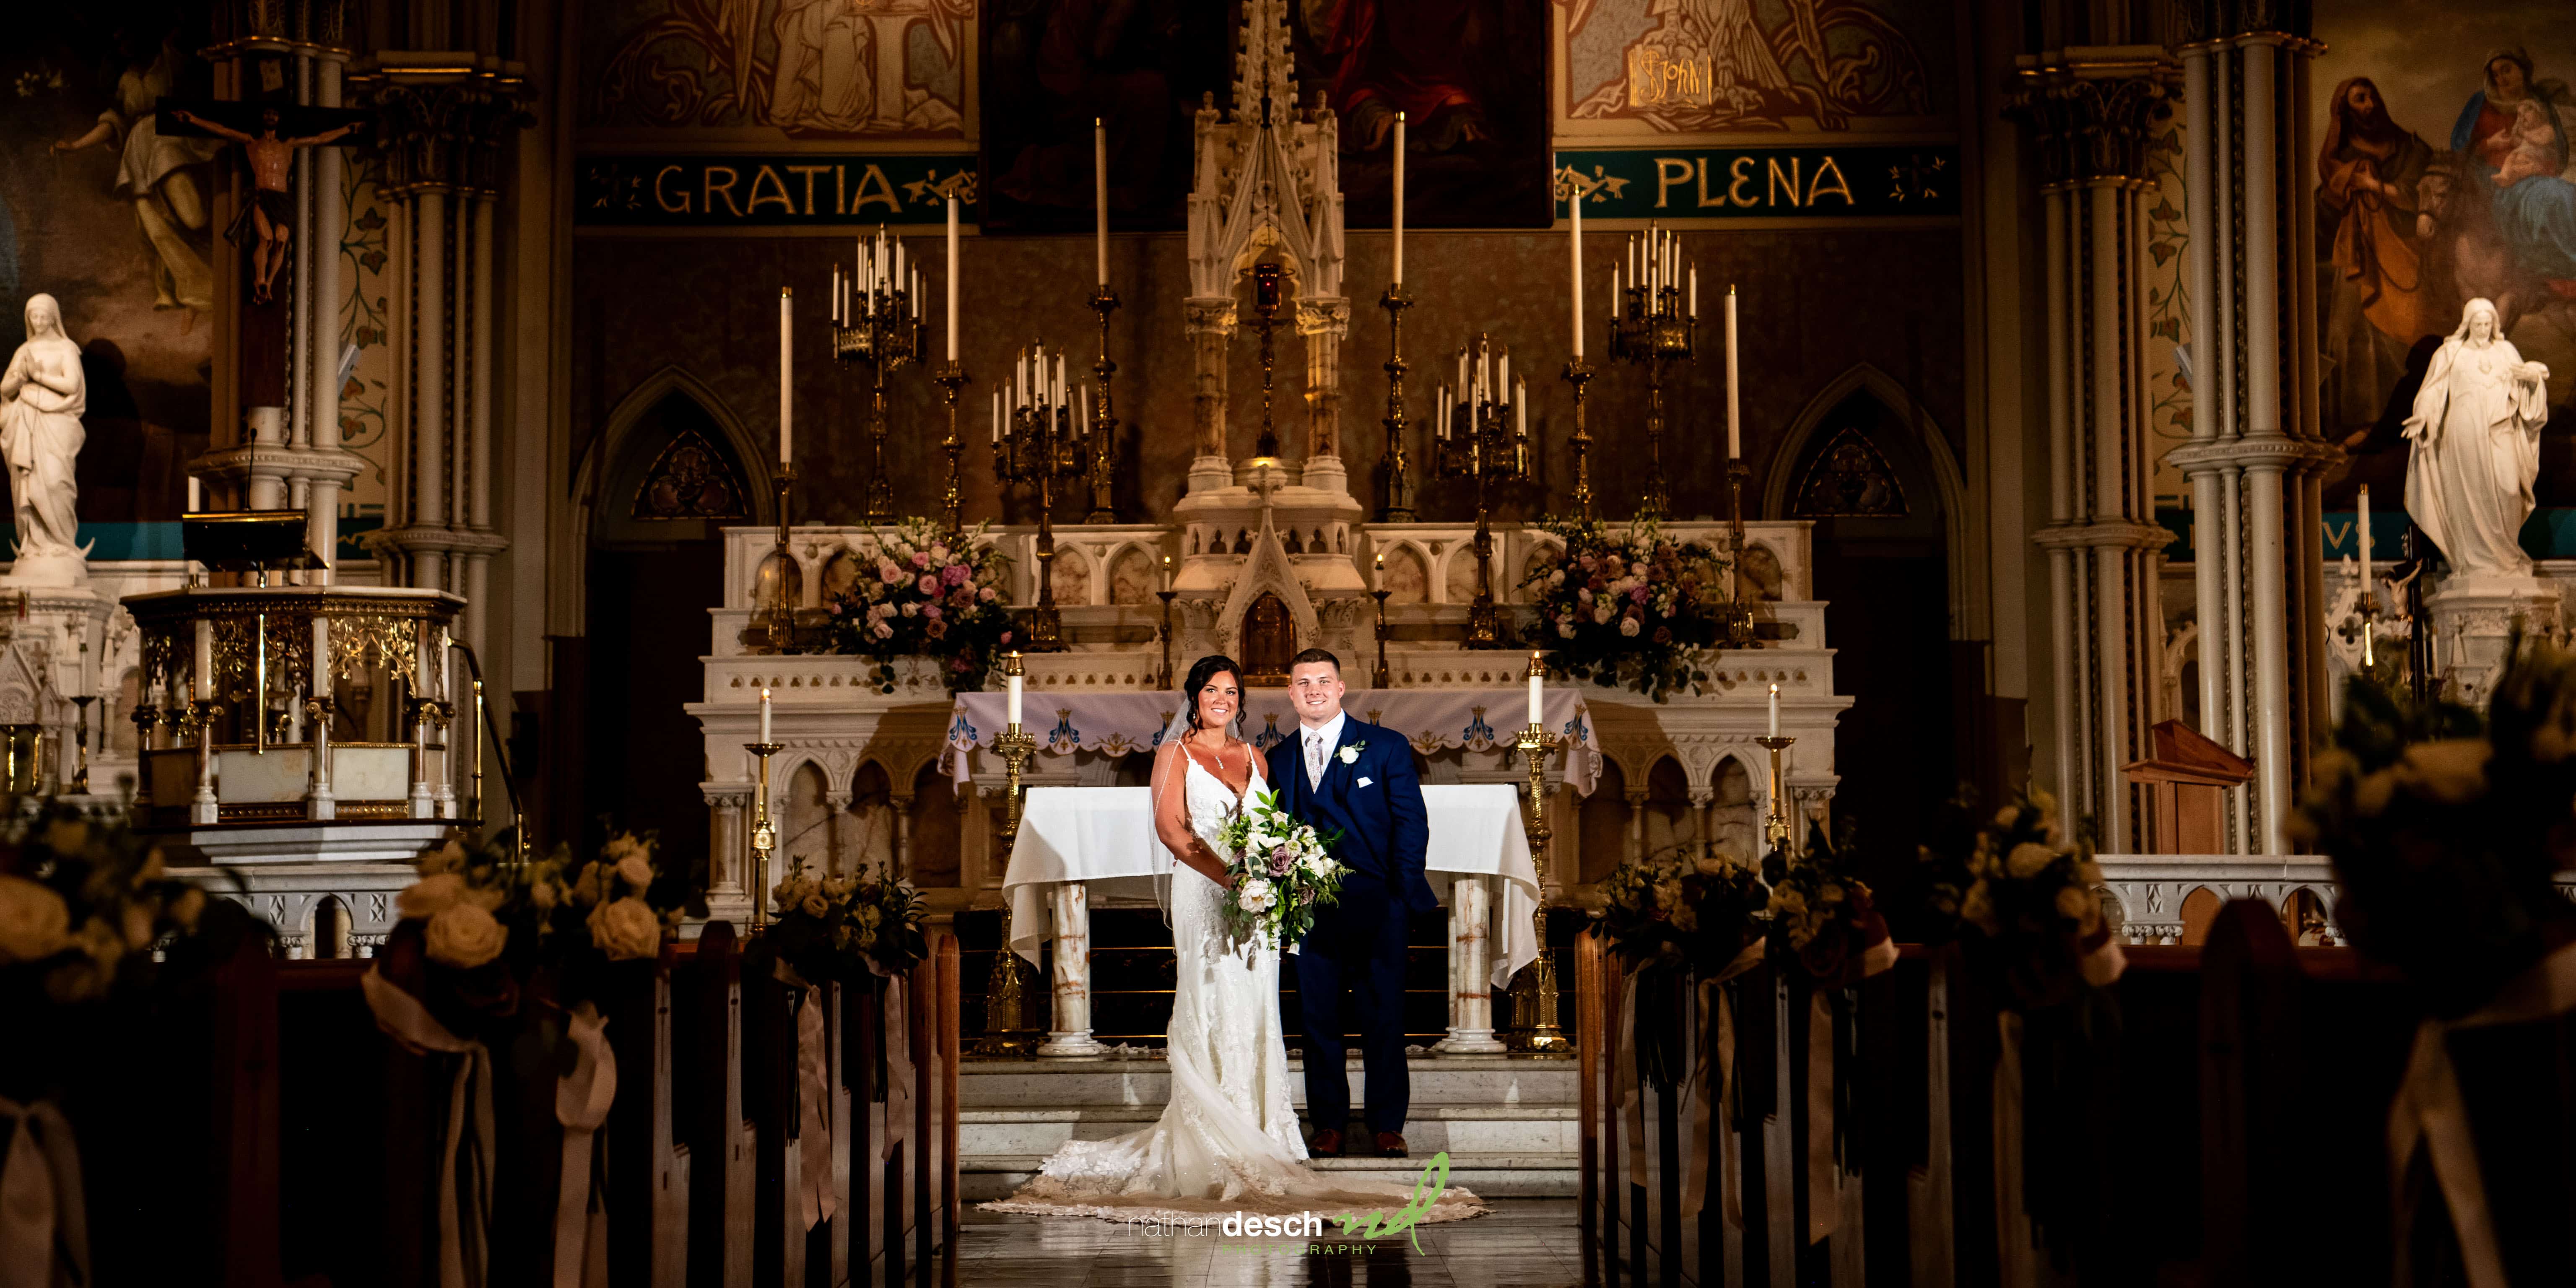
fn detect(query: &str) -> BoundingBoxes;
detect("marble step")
[963,1101,1578,1158]
[960,1152,1577,1202]
[960,1054,1578,1111]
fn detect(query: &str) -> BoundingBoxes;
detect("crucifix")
[166,103,367,304]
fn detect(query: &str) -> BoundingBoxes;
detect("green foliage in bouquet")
[825,519,1018,693]
[1764,821,1892,989]
[1519,517,1732,701]
[767,861,931,982]
[0,802,268,1010]
[2292,639,2576,1018]
[1214,788,1348,949]
[1591,845,1768,975]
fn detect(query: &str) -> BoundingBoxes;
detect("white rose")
[424,903,508,969]
[1619,616,1641,637]
[1593,602,1614,625]
[398,873,468,921]
[587,896,664,961]
[0,875,73,963]
[616,851,654,889]
[1337,745,1360,765]
[1236,878,1276,913]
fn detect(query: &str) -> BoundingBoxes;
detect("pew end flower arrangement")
[825,519,1017,693]
[1213,789,1348,949]
[1520,517,1734,702]
[768,860,932,983]
[1592,846,1768,1089]
[1765,821,1895,990]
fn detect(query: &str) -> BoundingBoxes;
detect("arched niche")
[908,762,961,887]
[1641,756,1695,857]
[1578,758,1630,883]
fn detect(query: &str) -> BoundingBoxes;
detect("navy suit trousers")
[1293,874,1412,1136]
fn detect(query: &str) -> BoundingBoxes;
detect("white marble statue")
[0,294,90,586]
[2404,298,2553,581]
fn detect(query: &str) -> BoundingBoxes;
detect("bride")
[982,655,1486,1226]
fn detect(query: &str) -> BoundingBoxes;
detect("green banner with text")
[575,155,979,227]
[1553,146,1959,221]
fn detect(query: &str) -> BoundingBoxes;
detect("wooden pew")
[739,935,809,1288]
[601,943,691,1288]
[676,923,755,1288]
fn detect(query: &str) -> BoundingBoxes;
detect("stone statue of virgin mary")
[2403,297,2553,582]
[0,294,88,586]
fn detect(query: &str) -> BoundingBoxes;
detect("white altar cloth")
[1002,783,1542,989]
[946,689,1600,794]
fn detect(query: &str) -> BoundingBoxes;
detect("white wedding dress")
[981,755,1486,1225]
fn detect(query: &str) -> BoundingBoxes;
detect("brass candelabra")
[1757,733,1796,857]
[992,342,1086,652]
[1435,335,1533,649]
[1561,357,1595,522]
[981,656,1043,1055]
[747,738,783,932]
[1085,286,1122,522]
[1507,657,1570,1056]
[936,361,969,538]
[1378,283,1417,522]
[1607,224,1698,519]
[832,225,928,525]
[1717,458,1758,649]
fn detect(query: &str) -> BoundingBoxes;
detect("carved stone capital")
[2008,48,2180,188]
[1185,296,1239,336]
[360,75,533,198]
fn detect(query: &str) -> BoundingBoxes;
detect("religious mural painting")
[1553,0,1951,140]
[582,0,974,141]
[1289,0,1556,230]
[979,0,1236,234]
[2311,2,2576,543]
[2,5,218,535]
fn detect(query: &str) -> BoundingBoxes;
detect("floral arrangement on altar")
[1519,517,1733,701]
[0,804,260,1012]
[2290,639,2576,1017]
[1592,847,1769,975]
[766,860,932,982]
[825,519,1016,693]
[380,830,691,1031]
[1213,790,1346,948]
[1764,824,1894,989]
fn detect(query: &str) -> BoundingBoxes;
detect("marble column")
[1433,875,1505,1054]
[705,789,751,928]
[1625,789,1649,866]
[2011,49,2184,854]
[1038,883,1107,1057]
[1184,299,1236,491]
[1296,297,1352,493]
[2163,29,2335,854]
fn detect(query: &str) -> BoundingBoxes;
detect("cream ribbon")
[2390,939,2576,1288]
[1617,967,1645,1188]
[880,970,913,1159]
[363,967,495,1288]
[796,984,837,1229]
[1800,936,1898,1244]
[0,1096,87,1288]
[1679,939,1766,1222]
[551,1002,615,1288]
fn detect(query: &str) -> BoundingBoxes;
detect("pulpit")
[2122,719,2255,855]
[999,783,1541,1057]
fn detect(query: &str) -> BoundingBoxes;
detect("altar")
[1002,782,1541,1057]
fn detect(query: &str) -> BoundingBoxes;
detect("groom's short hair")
[1289,647,1340,673]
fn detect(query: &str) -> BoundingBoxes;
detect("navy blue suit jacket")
[1266,717,1439,915]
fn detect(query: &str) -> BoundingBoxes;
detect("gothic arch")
[559,366,775,636]
[1761,364,1971,638]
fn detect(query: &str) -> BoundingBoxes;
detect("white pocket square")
[1357,776,1374,788]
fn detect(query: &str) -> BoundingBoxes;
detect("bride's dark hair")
[1182,654,1244,730]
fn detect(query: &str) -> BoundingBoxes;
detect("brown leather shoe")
[1374,1132,1409,1158]
[1309,1129,1343,1158]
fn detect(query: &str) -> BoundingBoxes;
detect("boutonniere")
[1337,742,1365,766]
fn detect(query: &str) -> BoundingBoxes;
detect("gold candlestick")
[1435,335,1535,650]
[1372,585,1394,691]
[1756,734,1795,857]
[748,739,784,932]
[1607,226,1698,519]
[1717,458,1756,649]
[994,341,1083,652]
[936,361,969,538]
[974,903,1039,1057]
[1561,357,1594,522]
[833,229,927,525]
[1156,587,1179,690]
[1085,286,1121,522]
[1379,284,1417,522]
[1508,713,1571,1057]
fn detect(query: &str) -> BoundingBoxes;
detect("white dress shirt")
[1300,712,1347,792]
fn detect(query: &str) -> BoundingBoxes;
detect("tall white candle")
[1392,112,1407,287]
[1007,657,1025,728]
[187,475,200,512]
[1689,267,1698,319]
[1768,682,1781,738]
[1497,351,1509,395]
[1725,286,1741,460]
[1527,654,1544,726]
[194,619,213,701]
[1095,117,1110,285]
[778,287,794,464]
[946,196,960,360]
[992,390,1002,442]
[1569,176,1585,358]
[1515,378,1527,436]
[760,686,772,742]
[2358,485,2374,588]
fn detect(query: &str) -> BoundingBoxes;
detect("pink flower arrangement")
[827,519,1016,693]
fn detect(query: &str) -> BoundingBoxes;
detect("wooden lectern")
[2123,720,2255,854]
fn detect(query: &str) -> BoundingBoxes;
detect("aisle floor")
[946,1197,1595,1287]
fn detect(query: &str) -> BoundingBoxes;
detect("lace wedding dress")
[981,755,1487,1226]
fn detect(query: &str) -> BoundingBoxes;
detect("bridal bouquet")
[1213,789,1346,948]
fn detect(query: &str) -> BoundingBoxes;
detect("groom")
[1268,647,1436,1158]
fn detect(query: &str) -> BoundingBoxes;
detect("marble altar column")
[1625,790,1648,866]
[1433,875,1505,1054]
[706,789,750,927]
[1183,299,1236,493]
[2162,29,2335,853]
[2012,50,2186,854]
[1039,883,1107,1057]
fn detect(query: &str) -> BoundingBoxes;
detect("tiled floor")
[946,1198,1598,1287]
